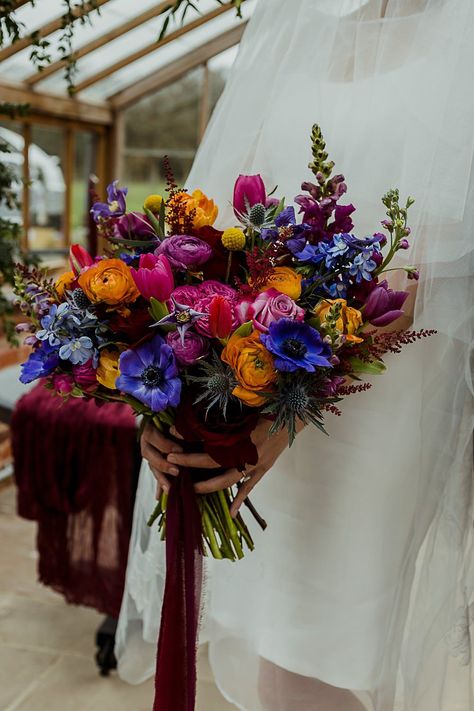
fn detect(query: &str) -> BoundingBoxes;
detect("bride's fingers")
[169,426,184,440]
[155,481,162,501]
[142,441,180,477]
[167,451,220,470]
[144,422,183,454]
[230,469,265,518]
[194,467,242,494]
[150,465,171,494]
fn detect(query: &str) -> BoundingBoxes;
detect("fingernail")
[168,454,177,463]
[163,484,170,494]
[170,467,179,476]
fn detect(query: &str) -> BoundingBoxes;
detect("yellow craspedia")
[221,227,246,251]
[143,194,164,213]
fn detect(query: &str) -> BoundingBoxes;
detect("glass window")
[28,125,66,251]
[71,131,97,247]
[0,120,24,228]
[121,65,204,208]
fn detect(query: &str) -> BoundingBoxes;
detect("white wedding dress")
[115,1,474,709]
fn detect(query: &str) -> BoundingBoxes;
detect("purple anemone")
[260,319,332,373]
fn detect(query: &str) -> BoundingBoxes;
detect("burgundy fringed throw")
[11,383,141,617]
[153,394,259,711]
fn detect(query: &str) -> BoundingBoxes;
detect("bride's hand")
[165,418,291,518]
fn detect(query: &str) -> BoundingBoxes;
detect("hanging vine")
[158,1,245,40]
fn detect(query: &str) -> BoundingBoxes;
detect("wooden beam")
[0,82,112,125]
[13,1,31,8]
[109,22,245,110]
[25,2,172,86]
[0,0,110,62]
[74,3,234,94]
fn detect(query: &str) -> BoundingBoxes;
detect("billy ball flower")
[116,334,181,412]
[260,319,332,373]
[143,194,164,213]
[221,228,246,251]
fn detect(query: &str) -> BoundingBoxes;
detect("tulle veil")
[115,1,474,708]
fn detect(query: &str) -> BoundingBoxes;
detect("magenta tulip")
[130,253,174,302]
[363,280,409,327]
[233,174,266,217]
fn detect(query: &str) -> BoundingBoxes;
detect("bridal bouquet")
[14,125,430,562]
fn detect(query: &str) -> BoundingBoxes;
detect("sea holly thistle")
[188,351,239,419]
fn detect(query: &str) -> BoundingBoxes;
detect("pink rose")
[52,373,74,395]
[169,285,202,307]
[199,280,237,300]
[247,288,305,332]
[73,360,98,392]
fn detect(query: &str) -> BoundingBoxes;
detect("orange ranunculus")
[78,259,139,306]
[221,330,276,407]
[170,189,218,229]
[96,348,122,389]
[314,298,364,343]
[55,270,75,298]
[261,266,302,300]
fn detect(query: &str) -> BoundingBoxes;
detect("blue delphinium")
[19,343,60,384]
[260,319,332,373]
[59,336,95,366]
[117,334,182,412]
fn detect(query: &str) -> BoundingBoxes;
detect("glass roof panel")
[0,0,255,100]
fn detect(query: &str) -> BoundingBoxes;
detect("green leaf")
[348,357,386,375]
[231,320,253,338]
[144,207,164,240]
[149,298,169,322]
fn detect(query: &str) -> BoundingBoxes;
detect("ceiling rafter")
[74,3,234,94]
[13,1,31,8]
[0,0,110,62]
[25,2,172,86]
[109,23,246,110]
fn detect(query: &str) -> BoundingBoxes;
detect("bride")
[115,1,474,709]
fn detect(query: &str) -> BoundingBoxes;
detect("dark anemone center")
[141,365,163,388]
[283,338,307,358]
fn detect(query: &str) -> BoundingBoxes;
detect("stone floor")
[0,481,238,711]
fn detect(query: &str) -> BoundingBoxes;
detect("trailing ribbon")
[153,468,203,711]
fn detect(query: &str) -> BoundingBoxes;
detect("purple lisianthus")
[167,330,209,367]
[156,235,212,271]
[20,343,60,384]
[260,319,332,373]
[363,280,409,326]
[91,181,128,222]
[117,334,181,412]
[114,212,155,240]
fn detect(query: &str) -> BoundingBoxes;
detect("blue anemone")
[260,319,332,373]
[117,334,181,412]
[20,344,60,384]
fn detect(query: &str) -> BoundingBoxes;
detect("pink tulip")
[233,174,266,217]
[69,244,94,276]
[130,253,174,302]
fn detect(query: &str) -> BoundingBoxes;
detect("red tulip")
[130,253,174,302]
[233,174,266,218]
[69,244,94,275]
[208,295,233,339]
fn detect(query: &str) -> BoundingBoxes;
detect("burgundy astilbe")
[337,382,373,396]
[322,403,342,416]
[368,329,437,358]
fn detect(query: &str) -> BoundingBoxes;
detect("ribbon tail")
[153,468,203,711]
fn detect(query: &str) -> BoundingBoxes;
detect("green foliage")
[158,0,246,41]
[0,103,38,345]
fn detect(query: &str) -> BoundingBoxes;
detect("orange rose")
[261,267,302,300]
[221,330,276,407]
[55,270,75,298]
[78,259,139,306]
[314,298,363,344]
[170,189,218,229]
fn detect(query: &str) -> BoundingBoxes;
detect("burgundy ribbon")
[153,468,203,711]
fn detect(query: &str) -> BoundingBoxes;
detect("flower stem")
[202,507,223,559]
[218,489,244,560]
